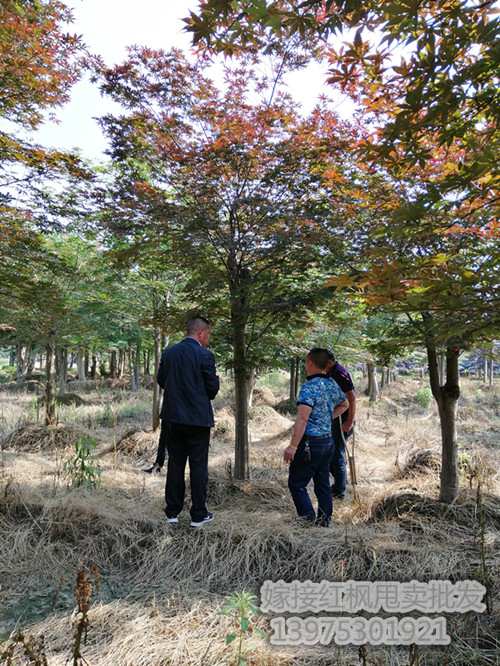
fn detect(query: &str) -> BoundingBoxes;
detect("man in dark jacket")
[327,352,356,499]
[157,317,220,528]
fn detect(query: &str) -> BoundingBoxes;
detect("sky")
[34,0,351,162]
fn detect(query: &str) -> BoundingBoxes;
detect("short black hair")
[186,316,211,335]
[307,347,331,371]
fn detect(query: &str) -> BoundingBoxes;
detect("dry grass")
[0,377,499,665]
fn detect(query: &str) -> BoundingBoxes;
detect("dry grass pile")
[398,447,441,478]
[252,386,276,407]
[37,393,87,407]
[2,380,42,393]
[206,475,287,511]
[66,379,101,393]
[112,428,158,458]
[213,407,235,442]
[370,490,500,530]
[250,404,293,435]
[1,424,89,453]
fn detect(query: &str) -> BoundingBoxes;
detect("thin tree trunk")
[84,351,90,378]
[9,348,15,367]
[109,350,117,378]
[26,346,34,375]
[76,349,86,381]
[45,337,57,426]
[488,356,494,387]
[90,354,97,379]
[293,357,300,399]
[55,347,67,395]
[231,300,250,481]
[143,350,151,376]
[289,358,296,401]
[247,367,256,409]
[380,366,386,390]
[15,343,24,381]
[424,314,460,504]
[129,347,138,391]
[117,349,125,378]
[367,362,379,402]
[152,329,162,431]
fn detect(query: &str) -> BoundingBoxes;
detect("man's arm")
[157,350,168,390]
[284,404,312,463]
[333,399,349,420]
[201,350,220,399]
[343,390,356,432]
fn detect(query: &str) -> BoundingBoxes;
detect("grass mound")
[112,429,158,458]
[213,407,235,442]
[250,404,292,434]
[274,398,297,415]
[207,475,287,510]
[1,423,89,453]
[371,490,500,529]
[399,448,441,477]
[252,386,276,406]
[37,393,87,407]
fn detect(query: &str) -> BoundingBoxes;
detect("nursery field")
[1,374,499,665]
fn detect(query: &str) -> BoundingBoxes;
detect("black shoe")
[143,463,162,474]
[191,512,214,528]
[331,485,345,499]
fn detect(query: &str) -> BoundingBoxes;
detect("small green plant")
[63,436,101,489]
[415,386,432,409]
[97,403,115,427]
[221,591,265,666]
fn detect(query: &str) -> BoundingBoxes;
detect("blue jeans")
[288,435,333,526]
[330,417,349,496]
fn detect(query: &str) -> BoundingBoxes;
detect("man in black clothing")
[157,317,220,528]
[143,422,168,474]
[327,352,356,499]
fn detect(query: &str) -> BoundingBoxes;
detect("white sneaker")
[190,512,214,528]
[166,516,179,525]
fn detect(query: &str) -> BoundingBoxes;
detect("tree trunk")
[247,367,256,409]
[424,316,460,504]
[90,354,97,379]
[117,349,125,378]
[380,366,386,390]
[45,337,57,426]
[55,347,67,395]
[143,350,151,376]
[76,349,86,381]
[15,344,24,381]
[289,358,296,401]
[9,348,15,367]
[84,351,90,379]
[293,357,300,399]
[231,297,250,481]
[110,350,117,379]
[488,356,494,387]
[367,362,379,402]
[152,329,162,431]
[26,347,35,375]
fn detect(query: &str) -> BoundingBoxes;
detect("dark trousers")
[154,419,169,468]
[165,424,210,522]
[288,435,333,526]
[330,417,350,495]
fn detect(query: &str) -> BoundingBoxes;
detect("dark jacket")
[157,337,219,427]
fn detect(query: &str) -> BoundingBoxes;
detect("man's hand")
[283,445,297,463]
